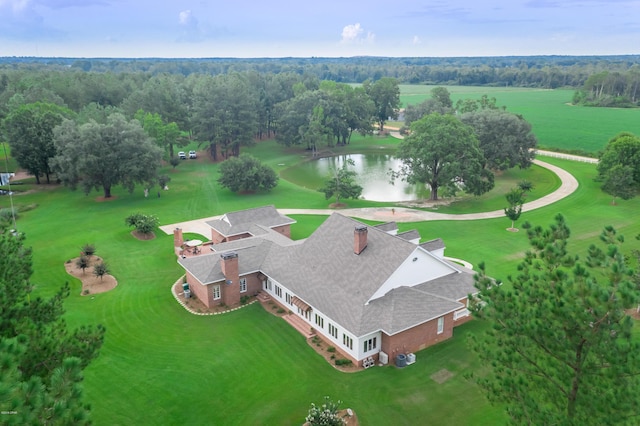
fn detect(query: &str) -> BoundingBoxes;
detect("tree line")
[0,69,407,197]
[572,69,640,107]
[2,55,640,88]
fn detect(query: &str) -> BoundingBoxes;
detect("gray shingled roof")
[178,240,273,285]
[205,205,296,238]
[179,211,476,338]
[420,238,445,252]
[261,213,443,336]
[361,285,464,335]
[374,221,397,233]
[397,229,420,242]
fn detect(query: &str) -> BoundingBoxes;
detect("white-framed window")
[213,285,221,300]
[437,316,444,334]
[275,285,282,298]
[239,278,247,293]
[286,293,292,305]
[328,323,338,338]
[364,337,377,352]
[343,334,353,350]
[266,278,272,291]
[315,314,324,328]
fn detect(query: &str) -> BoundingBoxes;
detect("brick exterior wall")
[244,273,262,296]
[173,228,183,247]
[220,253,240,306]
[211,229,226,244]
[226,233,252,242]
[381,312,455,362]
[186,272,214,308]
[354,226,368,255]
[186,272,263,309]
[272,224,291,239]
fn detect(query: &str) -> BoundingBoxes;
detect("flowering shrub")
[305,396,344,426]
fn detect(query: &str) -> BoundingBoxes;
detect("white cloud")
[340,22,375,44]
[179,10,194,26]
[412,35,421,45]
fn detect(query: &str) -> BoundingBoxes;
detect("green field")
[4,118,640,425]
[399,85,640,154]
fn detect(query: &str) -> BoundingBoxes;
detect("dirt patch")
[306,334,360,373]
[430,368,454,384]
[95,195,118,202]
[131,230,156,240]
[398,198,459,209]
[64,256,117,296]
[329,203,348,209]
[626,308,640,321]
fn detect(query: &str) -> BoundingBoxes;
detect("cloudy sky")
[0,0,638,58]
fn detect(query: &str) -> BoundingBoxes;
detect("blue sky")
[0,0,638,58]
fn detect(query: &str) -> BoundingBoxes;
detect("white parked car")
[178,151,186,160]
[189,150,197,159]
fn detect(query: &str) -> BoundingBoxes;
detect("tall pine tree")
[470,214,640,424]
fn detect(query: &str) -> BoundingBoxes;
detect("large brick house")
[177,205,476,367]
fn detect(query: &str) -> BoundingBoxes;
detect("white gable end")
[430,247,445,258]
[367,247,458,303]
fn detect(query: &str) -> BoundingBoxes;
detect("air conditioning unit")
[378,351,389,365]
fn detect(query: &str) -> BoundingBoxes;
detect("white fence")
[534,150,599,164]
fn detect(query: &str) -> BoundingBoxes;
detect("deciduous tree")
[51,113,163,198]
[601,164,637,204]
[470,215,640,425]
[597,132,640,201]
[135,110,185,159]
[3,102,74,183]
[217,154,278,193]
[393,113,494,201]
[318,158,363,204]
[363,77,400,132]
[460,109,537,171]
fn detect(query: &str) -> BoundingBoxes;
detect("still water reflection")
[297,154,430,202]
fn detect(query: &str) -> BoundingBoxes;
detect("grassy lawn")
[398,85,640,154]
[4,129,640,424]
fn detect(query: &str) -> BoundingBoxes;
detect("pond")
[285,153,431,202]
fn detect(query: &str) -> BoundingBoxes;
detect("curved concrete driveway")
[160,157,581,235]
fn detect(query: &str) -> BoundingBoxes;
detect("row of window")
[328,323,338,339]
[315,314,324,328]
[343,334,353,350]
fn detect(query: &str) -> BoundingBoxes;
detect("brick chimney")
[220,252,240,306]
[354,225,368,255]
[173,227,184,247]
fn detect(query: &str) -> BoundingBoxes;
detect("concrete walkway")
[159,156,582,235]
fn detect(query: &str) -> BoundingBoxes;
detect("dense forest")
[0,55,637,186]
[2,55,640,88]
